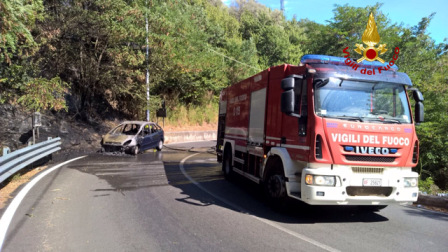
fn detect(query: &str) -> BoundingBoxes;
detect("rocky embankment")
[0,104,109,153]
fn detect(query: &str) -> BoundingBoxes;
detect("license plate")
[363,178,382,186]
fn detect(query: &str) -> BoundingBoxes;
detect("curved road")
[1,141,447,252]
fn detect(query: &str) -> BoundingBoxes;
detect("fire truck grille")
[352,167,384,174]
[345,155,395,163]
[346,186,393,197]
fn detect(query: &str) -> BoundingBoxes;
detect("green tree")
[1,0,67,112]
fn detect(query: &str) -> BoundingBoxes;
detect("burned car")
[101,121,164,155]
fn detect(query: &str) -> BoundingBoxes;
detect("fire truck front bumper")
[286,166,419,206]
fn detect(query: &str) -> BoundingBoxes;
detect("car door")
[141,123,153,151]
[148,123,161,148]
[155,124,164,143]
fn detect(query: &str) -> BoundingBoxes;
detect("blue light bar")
[301,54,398,70]
[390,149,398,154]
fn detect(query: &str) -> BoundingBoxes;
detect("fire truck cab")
[216,54,424,209]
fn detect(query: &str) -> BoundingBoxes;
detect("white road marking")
[179,153,340,252]
[0,156,87,251]
[190,158,217,163]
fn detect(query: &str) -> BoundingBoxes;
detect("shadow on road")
[402,207,448,222]
[49,150,389,227]
[162,153,389,224]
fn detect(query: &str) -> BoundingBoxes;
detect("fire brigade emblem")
[355,13,388,63]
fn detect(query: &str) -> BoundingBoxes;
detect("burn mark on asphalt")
[65,152,169,192]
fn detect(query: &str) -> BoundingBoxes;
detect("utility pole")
[280,0,285,13]
[145,0,150,122]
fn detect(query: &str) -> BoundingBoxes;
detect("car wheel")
[156,140,163,151]
[133,145,139,156]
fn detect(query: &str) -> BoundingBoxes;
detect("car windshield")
[314,78,412,124]
[110,124,141,135]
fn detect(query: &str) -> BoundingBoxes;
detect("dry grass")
[103,102,219,132]
[163,102,219,128]
[0,166,48,209]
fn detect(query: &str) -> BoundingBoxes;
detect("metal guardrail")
[0,137,61,184]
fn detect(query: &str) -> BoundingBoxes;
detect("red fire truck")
[216,55,424,210]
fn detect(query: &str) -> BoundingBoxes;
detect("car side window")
[143,124,151,136]
[151,124,157,133]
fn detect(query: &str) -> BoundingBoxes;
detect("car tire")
[133,145,140,156]
[156,140,163,151]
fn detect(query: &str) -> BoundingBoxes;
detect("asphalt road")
[1,141,447,252]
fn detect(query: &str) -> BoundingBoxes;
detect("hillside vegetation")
[1,0,447,189]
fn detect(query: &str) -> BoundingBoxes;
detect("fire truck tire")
[263,157,288,210]
[222,145,233,179]
[358,205,388,212]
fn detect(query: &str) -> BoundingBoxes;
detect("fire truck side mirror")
[412,90,424,123]
[415,102,424,123]
[281,90,295,115]
[413,90,424,102]
[281,78,295,90]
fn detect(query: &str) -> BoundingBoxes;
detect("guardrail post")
[3,147,10,156]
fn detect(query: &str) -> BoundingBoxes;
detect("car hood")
[103,134,134,144]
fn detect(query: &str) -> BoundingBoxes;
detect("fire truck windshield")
[314,78,412,124]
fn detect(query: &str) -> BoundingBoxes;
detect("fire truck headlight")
[305,175,336,186]
[404,178,418,187]
[314,176,336,186]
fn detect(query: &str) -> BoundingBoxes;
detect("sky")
[222,0,448,44]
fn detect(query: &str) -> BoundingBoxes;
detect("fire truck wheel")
[358,205,388,212]
[264,158,288,210]
[222,146,233,179]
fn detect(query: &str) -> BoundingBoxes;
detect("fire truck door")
[281,76,308,160]
[246,88,267,175]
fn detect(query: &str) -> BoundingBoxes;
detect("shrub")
[419,177,440,195]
